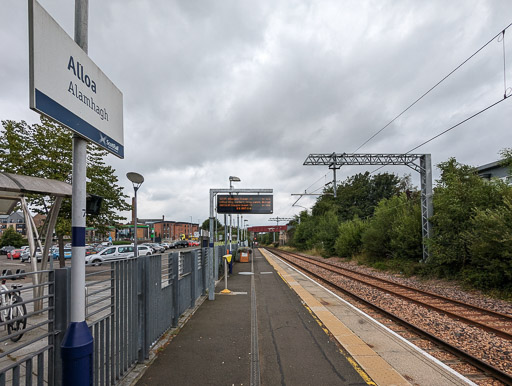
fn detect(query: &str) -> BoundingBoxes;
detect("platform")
[132,248,474,386]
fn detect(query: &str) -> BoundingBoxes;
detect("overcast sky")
[1,0,511,228]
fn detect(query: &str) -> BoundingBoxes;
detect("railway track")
[265,247,512,385]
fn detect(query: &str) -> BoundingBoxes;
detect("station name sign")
[29,0,124,158]
[217,195,273,214]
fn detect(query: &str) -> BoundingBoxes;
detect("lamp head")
[127,172,144,190]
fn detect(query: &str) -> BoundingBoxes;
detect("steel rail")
[269,248,512,340]
[264,248,512,385]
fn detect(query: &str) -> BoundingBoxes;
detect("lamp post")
[228,176,240,252]
[244,219,248,245]
[127,172,144,257]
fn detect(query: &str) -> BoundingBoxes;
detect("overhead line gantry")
[304,153,433,262]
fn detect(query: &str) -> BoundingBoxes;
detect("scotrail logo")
[99,133,119,153]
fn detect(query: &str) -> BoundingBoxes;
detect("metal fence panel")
[0,248,207,386]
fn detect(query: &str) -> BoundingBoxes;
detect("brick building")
[0,212,26,236]
[138,218,199,242]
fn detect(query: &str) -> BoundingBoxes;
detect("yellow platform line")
[260,249,410,386]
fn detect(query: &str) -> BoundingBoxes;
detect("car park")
[85,245,136,265]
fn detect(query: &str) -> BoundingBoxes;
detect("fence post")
[202,248,207,296]
[214,246,219,281]
[191,251,197,308]
[137,255,148,363]
[171,252,180,327]
[54,267,71,386]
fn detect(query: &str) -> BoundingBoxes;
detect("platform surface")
[136,249,369,385]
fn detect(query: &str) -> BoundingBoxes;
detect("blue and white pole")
[61,1,94,384]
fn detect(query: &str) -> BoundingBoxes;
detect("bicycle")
[0,279,27,342]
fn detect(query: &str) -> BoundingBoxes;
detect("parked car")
[0,246,15,255]
[137,245,153,256]
[85,245,135,265]
[7,249,23,259]
[143,243,165,253]
[160,243,171,250]
[52,248,72,260]
[174,240,189,248]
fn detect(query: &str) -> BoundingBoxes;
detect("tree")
[465,193,512,291]
[429,158,506,277]
[360,193,422,262]
[335,216,367,258]
[292,172,407,255]
[0,117,130,266]
[201,218,223,231]
[0,227,25,248]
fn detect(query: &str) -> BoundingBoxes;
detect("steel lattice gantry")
[304,153,433,262]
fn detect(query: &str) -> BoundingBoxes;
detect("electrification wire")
[353,22,512,153]
[368,94,512,175]
[305,173,327,192]
[406,96,510,153]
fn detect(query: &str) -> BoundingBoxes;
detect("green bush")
[314,210,339,257]
[335,217,367,258]
[361,194,422,262]
[0,227,25,248]
[429,158,509,277]
[463,194,512,291]
[113,240,131,245]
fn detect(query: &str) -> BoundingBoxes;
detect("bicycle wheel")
[7,295,27,342]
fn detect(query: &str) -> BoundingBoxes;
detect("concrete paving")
[261,249,475,386]
[135,249,368,386]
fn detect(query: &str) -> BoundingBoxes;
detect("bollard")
[221,254,232,294]
[61,321,94,385]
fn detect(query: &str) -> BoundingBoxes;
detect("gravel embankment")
[292,254,512,383]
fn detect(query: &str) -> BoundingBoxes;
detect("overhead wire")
[367,93,511,175]
[353,22,512,153]
[367,26,512,174]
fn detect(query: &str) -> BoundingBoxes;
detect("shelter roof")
[0,172,72,215]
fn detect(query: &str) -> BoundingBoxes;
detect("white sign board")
[29,0,124,158]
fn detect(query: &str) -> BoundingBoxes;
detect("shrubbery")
[334,216,367,257]
[288,155,512,295]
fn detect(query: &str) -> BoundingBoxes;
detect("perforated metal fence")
[0,248,209,386]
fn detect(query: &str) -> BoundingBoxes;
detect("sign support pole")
[208,188,273,301]
[209,190,215,300]
[61,1,94,384]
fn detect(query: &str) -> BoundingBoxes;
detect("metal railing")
[0,248,209,386]
[0,269,55,386]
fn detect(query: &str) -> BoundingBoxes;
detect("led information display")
[217,195,273,214]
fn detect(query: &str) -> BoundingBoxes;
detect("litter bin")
[240,250,250,263]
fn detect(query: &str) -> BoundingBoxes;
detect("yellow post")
[221,254,232,294]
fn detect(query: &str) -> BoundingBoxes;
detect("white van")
[85,245,135,265]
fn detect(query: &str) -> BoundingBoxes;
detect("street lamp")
[228,176,241,251]
[127,172,144,257]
